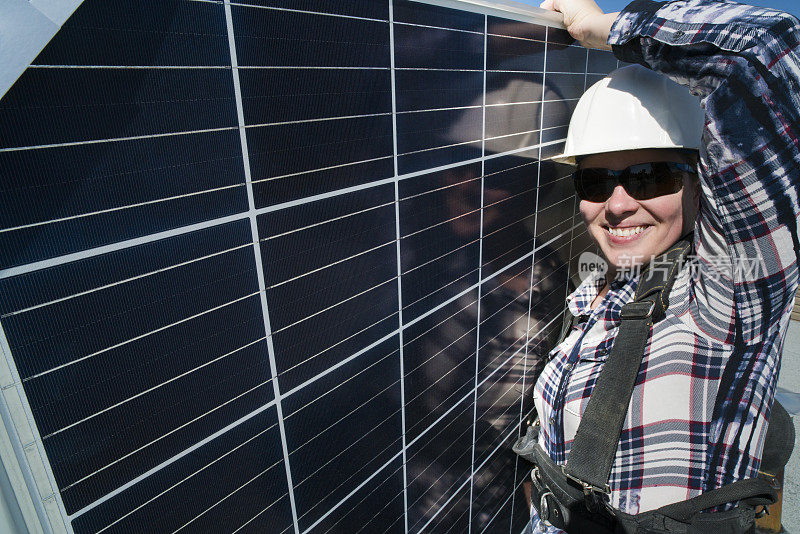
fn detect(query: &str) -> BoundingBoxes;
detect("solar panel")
[0,1,618,532]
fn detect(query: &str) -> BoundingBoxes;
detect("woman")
[525,0,800,531]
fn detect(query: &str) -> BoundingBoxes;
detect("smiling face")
[578,148,698,275]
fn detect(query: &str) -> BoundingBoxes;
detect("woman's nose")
[605,184,639,220]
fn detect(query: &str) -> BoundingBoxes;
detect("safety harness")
[513,237,782,533]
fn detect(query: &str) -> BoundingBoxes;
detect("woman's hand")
[539,0,618,50]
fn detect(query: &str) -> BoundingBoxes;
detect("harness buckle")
[560,466,611,496]
[619,300,655,319]
[539,491,555,527]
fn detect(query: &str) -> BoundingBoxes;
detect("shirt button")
[674,30,685,40]
[599,349,607,356]
[564,362,573,371]
[549,417,556,425]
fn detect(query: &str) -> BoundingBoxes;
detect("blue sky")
[514,0,800,19]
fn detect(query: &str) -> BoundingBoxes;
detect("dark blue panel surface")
[32,0,229,66]
[50,319,275,514]
[71,407,292,534]
[248,115,394,207]
[544,72,586,101]
[510,461,534,532]
[403,296,477,441]
[535,185,576,246]
[547,26,576,45]
[488,16,547,41]
[398,143,483,175]
[309,458,406,534]
[481,155,538,272]
[239,68,392,124]
[284,337,402,531]
[586,73,608,89]
[588,48,619,73]
[5,238,258,380]
[470,437,525,534]
[406,399,474,534]
[235,0,389,19]
[1,131,245,230]
[259,186,399,390]
[486,102,541,139]
[0,190,249,272]
[478,263,532,379]
[0,68,237,147]
[486,71,543,104]
[486,35,545,72]
[397,107,482,156]
[0,219,250,315]
[232,5,390,67]
[542,97,578,129]
[542,125,569,144]
[0,130,248,270]
[474,363,523,468]
[1,221,282,514]
[541,138,567,159]
[399,165,481,320]
[394,24,483,70]
[395,70,483,112]
[545,44,588,73]
[394,0,483,32]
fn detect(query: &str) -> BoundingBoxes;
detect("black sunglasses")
[573,162,695,202]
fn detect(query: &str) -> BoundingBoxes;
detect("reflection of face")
[579,149,698,273]
[443,168,508,238]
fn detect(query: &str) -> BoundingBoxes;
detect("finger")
[539,0,557,11]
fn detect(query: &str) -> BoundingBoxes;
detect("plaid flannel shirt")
[531,0,800,527]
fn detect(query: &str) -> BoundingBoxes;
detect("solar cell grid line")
[514,18,548,482]
[406,397,476,533]
[36,211,580,532]
[223,4,301,534]
[0,137,564,283]
[0,319,68,533]
[0,218,276,506]
[230,2,395,208]
[467,16,490,532]
[388,1,412,531]
[470,430,521,532]
[281,339,404,532]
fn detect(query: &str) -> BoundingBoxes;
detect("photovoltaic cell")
[0,0,620,532]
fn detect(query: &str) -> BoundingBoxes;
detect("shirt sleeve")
[607,0,800,488]
[608,0,800,344]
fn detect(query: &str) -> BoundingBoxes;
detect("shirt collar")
[566,271,639,317]
[567,272,606,316]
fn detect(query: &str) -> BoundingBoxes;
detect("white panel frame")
[0,0,84,100]
[410,0,565,27]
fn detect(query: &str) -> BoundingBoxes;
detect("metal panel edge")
[410,0,566,28]
[0,0,84,100]
[0,321,69,534]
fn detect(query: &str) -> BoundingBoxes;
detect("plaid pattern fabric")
[531,0,800,526]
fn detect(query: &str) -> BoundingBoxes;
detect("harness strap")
[563,238,693,494]
[556,309,577,347]
[654,476,776,522]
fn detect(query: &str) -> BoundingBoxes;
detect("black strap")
[564,238,693,493]
[653,476,776,522]
[556,309,577,347]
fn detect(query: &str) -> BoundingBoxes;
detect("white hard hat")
[555,64,705,165]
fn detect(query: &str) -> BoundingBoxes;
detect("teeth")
[608,225,646,237]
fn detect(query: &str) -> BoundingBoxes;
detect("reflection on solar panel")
[0,0,616,532]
